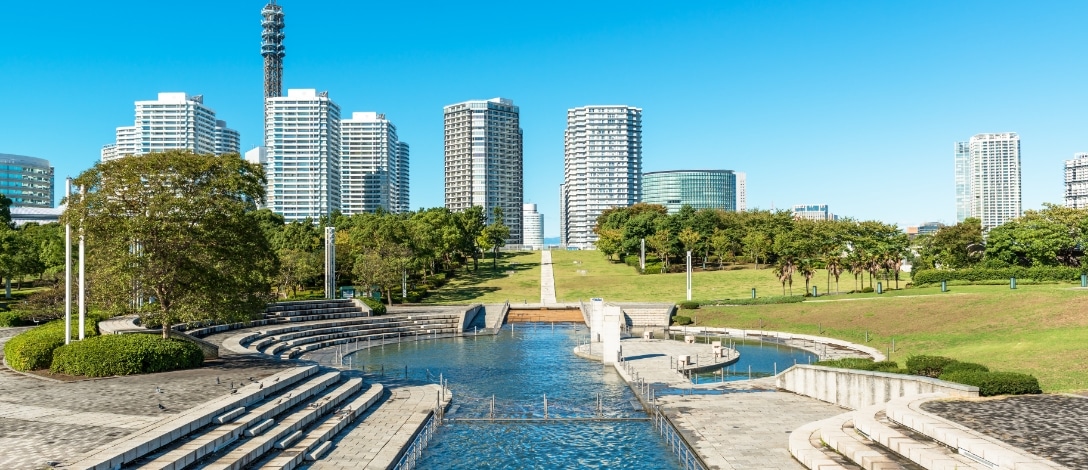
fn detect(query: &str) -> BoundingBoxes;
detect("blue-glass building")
[641,170,737,213]
[0,153,54,208]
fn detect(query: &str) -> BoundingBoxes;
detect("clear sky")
[2,1,1086,236]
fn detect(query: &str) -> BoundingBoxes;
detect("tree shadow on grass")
[421,254,541,303]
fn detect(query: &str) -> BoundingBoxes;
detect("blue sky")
[2,1,1086,236]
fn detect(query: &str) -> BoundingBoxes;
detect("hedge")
[50,334,204,377]
[939,371,1042,397]
[699,296,804,306]
[3,317,101,371]
[0,311,29,327]
[942,361,990,374]
[361,297,386,315]
[913,266,1084,285]
[672,315,692,326]
[815,358,902,373]
[677,301,700,310]
[906,355,958,378]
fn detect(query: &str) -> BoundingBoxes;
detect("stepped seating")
[184,300,368,339]
[235,313,462,360]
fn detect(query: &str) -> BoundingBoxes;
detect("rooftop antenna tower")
[261,1,285,99]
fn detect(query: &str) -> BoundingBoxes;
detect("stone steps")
[262,323,462,356]
[67,366,319,470]
[199,377,364,470]
[135,371,343,470]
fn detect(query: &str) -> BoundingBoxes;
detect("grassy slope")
[422,251,542,304]
[549,249,908,302]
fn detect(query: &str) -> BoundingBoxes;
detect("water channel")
[345,323,817,469]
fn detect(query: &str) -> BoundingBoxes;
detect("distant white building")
[792,204,835,221]
[103,92,236,161]
[340,112,409,214]
[264,89,341,221]
[522,203,544,250]
[1064,153,1088,209]
[561,105,642,248]
[955,133,1021,231]
[736,172,747,212]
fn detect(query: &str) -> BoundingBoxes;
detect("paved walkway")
[0,327,290,470]
[305,382,448,470]
[540,250,557,304]
[576,338,738,388]
[922,395,1088,469]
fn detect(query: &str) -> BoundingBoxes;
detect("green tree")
[66,151,278,338]
[480,207,510,270]
[742,231,771,269]
[985,213,1073,267]
[923,218,984,269]
[646,229,671,273]
[677,227,702,259]
[0,194,12,228]
[457,206,486,271]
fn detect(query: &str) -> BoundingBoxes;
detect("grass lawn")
[688,284,1088,392]
[549,250,908,303]
[422,251,542,304]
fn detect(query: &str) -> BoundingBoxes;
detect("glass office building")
[642,170,736,214]
[0,153,54,208]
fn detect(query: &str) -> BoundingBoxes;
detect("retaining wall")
[775,364,978,410]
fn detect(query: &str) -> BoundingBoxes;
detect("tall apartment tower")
[522,203,544,250]
[955,133,1021,231]
[736,172,747,212]
[561,105,642,249]
[1064,153,1088,209]
[261,1,285,99]
[443,98,523,244]
[954,141,971,222]
[340,112,409,214]
[102,92,234,161]
[396,141,410,213]
[265,89,341,221]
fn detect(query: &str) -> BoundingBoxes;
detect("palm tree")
[798,258,816,295]
[826,257,844,294]
[773,257,796,296]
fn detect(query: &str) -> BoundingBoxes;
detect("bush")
[815,358,902,373]
[699,296,804,306]
[939,371,1042,397]
[672,315,692,326]
[906,355,958,378]
[3,317,101,371]
[677,301,699,310]
[942,362,990,374]
[50,334,204,377]
[912,266,1084,286]
[361,297,386,315]
[0,311,28,327]
[860,287,875,293]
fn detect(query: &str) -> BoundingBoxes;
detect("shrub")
[3,317,101,371]
[677,301,699,310]
[672,315,692,326]
[0,311,28,327]
[942,362,990,374]
[814,358,902,373]
[939,371,1042,397]
[860,287,875,293]
[906,355,958,378]
[699,296,804,306]
[361,297,386,316]
[623,255,640,268]
[50,334,204,377]
[912,266,1084,286]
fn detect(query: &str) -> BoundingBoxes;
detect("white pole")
[640,238,646,271]
[686,251,692,301]
[78,186,86,340]
[64,178,72,345]
[324,226,336,299]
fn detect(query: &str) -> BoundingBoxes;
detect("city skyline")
[3,1,1088,235]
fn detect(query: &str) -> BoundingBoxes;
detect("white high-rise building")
[214,120,241,156]
[522,203,544,250]
[561,105,642,249]
[103,93,233,161]
[954,141,971,222]
[340,112,408,214]
[736,172,747,212]
[956,133,1021,232]
[397,141,410,213]
[1064,153,1088,209]
[265,89,341,221]
[443,98,523,244]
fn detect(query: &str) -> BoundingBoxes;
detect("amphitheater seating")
[238,313,463,360]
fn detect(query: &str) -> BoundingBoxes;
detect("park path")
[540,250,557,304]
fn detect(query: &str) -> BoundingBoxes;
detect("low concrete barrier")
[776,364,978,410]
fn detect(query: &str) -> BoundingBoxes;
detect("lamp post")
[64,178,72,344]
[78,185,86,340]
[324,226,336,299]
[686,251,693,301]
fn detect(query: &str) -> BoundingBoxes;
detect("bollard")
[877,282,883,294]
[1082,274,1087,288]
[751,288,756,299]
[812,286,818,297]
[1010,277,1017,289]
[941,280,948,292]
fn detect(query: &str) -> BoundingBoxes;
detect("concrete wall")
[458,304,484,331]
[776,365,978,410]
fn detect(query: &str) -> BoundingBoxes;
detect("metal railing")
[651,406,707,470]
[391,406,441,470]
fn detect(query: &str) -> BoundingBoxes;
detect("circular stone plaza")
[1,251,1085,470]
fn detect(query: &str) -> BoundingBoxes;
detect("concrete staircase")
[67,365,384,470]
[235,313,464,360]
[181,300,369,339]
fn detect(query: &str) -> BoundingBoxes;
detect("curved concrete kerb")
[668,325,885,361]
